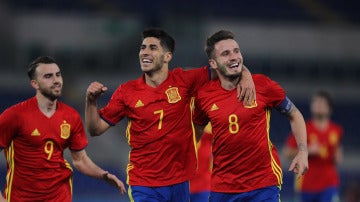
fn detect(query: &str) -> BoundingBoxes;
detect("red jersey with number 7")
[0,96,88,201]
[194,74,286,193]
[99,66,210,186]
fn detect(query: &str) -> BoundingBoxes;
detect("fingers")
[289,161,308,180]
[104,173,127,194]
[86,81,108,101]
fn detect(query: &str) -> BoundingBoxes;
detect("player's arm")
[85,81,111,136]
[70,149,126,194]
[238,65,256,106]
[277,97,308,179]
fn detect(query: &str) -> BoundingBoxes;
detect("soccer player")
[85,28,255,202]
[193,30,309,202]
[0,56,126,202]
[190,123,212,202]
[283,90,343,202]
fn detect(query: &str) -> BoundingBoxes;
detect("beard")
[39,85,62,101]
[217,62,242,82]
[143,55,165,75]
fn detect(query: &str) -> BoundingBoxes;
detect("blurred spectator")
[283,90,343,202]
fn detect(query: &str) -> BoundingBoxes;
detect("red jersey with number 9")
[99,66,210,186]
[0,96,88,201]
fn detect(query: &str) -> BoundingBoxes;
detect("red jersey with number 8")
[194,74,286,193]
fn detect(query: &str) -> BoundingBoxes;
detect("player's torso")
[123,75,194,148]
[197,80,282,192]
[307,122,341,162]
[122,71,199,186]
[11,106,73,168]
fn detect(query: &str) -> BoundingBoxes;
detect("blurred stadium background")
[0,0,359,201]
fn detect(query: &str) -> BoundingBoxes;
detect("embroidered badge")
[165,87,181,103]
[60,120,71,139]
[244,100,258,108]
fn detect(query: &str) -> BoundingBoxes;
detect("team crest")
[60,121,71,139]
[165,87,181,103]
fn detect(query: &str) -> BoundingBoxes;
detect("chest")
[125,85,192,120]
[17,113,72,147]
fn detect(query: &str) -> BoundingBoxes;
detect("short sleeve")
[99,85,127,126]
[182,66,211,96]
[256,75,286,108]
[69,111,88,151]
[0,107,19,148]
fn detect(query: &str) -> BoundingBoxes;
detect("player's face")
[139,37,170,74]
[32,63,63,101]
[210,39,243,80]
[310,96,331,119]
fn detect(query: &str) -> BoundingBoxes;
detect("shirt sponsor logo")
[60,121,70,139]
[31,128,41,136]
[135,100,144,108]
[165,87,181,103]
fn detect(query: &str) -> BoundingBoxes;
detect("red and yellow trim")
[266,108,283,186]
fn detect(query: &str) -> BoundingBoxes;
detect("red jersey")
[0,96,88,201]
[286,120,343,192]
[190,124,212,193]
[194,74,286,193]
[99,67,210,186]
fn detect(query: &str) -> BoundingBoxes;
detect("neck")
[36,93,57,117]
[144,66,169,87]
[218,73,241,91]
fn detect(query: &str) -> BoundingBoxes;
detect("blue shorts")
[129,181,189,202]
[209,186,280,202]
[190,191,210,202]
[301,187,339,202]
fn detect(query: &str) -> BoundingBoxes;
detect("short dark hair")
[27,56,57,80]
[142,28,175,53]
[205,30,235,59]
[313,90,334,110]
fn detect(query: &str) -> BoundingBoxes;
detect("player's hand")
[86,81,108,102]
[288,150,309,180]
[102,172,127,194]
[236,65,256,106]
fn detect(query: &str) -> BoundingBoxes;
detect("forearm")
[85,99,103,136]
[289,109,307,151]
[72,151,107,179]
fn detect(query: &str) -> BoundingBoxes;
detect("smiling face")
[139,37,171,74]
[209,39,243,80]
[31,63,63,101]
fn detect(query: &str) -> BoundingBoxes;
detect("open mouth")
[229,63,239,69]
[142,58,153,64]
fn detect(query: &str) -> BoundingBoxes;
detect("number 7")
[154,109,164,130]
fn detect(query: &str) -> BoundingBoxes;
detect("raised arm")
[70,150,126,194]
[85,81,111,136]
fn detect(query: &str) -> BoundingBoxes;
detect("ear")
[209,59,217,69]
[30,80,39,90]
[164,52,172,63]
